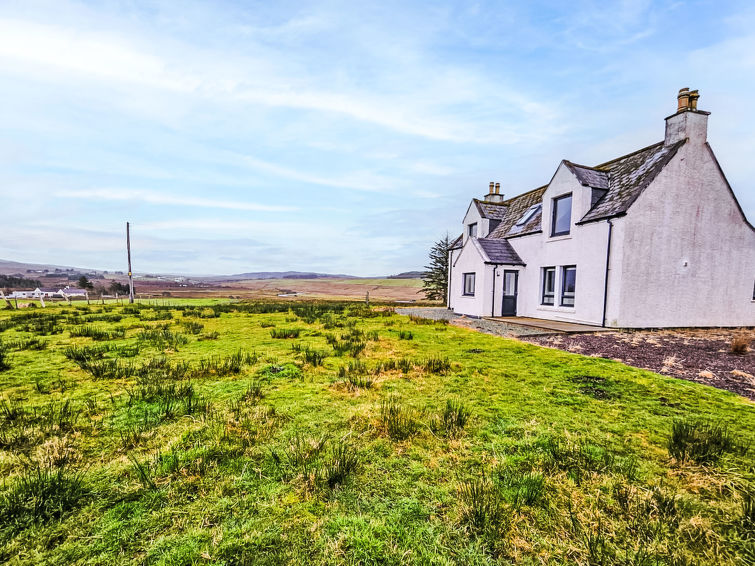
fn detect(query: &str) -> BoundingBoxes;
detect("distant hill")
[388,271,425,279]
[211,271,356,281]
[0,258,417,282]
[0,259,115,277]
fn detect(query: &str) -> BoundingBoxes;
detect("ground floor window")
[541,267,555,305]
[462,272,475,296]
[561,266,576,306]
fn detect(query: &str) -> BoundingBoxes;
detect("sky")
[0,0,754,276]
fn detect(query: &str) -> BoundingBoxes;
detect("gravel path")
[395,307,551,337]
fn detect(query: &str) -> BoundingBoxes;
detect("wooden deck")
[485,316,615,334]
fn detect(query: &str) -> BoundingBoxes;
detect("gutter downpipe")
[491,265,498,317]
[447,250,452,309]
[601,219,614,327]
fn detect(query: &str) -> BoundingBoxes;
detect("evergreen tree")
[77,275,94,290]
[422,233,452,302]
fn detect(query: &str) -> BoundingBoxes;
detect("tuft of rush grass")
[69,325,126,341]
[422,356,451,374]
[0,343,10,371]
[2,337,48,351]
[0,300,752,565]
[668,419,738,465]
[319,440,360,489]
[380,396,419,440]
[495,464,546,507]
[270,328,302,339]
[458,474,511,540]
[430,398,470,437]
[0,462,87,534]
[137,327,189,349]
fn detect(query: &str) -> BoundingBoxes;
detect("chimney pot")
[688,89,699,111]
[489,181,494,193]
[677,87,690,112]
[665,87,708,146]
[494,182,500,194]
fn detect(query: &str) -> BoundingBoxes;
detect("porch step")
[484,316,613,334]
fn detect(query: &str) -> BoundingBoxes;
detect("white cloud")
[56,189,297,212]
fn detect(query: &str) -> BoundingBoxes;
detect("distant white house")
[5,287,88,300]
[34,288,60,298]
[448,88,755,328]
[6,290,35,299]
[58,287,88,298]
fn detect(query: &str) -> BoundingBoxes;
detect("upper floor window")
[462,272,476,296]
[541,267,555,305]
[551,194,572,236]
[468,223,477,238]
[561,266,576,307]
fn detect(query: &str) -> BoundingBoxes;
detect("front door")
[501,270,518,316]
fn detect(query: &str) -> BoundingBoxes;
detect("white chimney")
[484,181,504,203]
[665,87,709,146]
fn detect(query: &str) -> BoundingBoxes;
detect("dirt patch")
[522,329,755,400]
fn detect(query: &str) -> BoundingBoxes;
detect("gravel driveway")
[395,307,553,337]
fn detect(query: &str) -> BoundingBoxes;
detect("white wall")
[448,242,493,317]
[505,165,614,325]
[616,142,755,327]
[462,204,488,243]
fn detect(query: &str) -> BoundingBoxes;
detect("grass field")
[0,300,753,565]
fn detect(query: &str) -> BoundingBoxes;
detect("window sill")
[537,305,575,313]
[547,234,572,242]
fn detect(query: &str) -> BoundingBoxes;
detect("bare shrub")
[730,334,751,355]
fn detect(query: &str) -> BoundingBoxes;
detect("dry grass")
[730,333,752,355]
[661,355,683,373]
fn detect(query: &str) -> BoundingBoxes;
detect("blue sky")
[1,0,753,276]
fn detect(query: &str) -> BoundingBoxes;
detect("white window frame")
[560,265,576,307]
[462,272,476,296]
[541,267,555,305]
[551,193,572,237]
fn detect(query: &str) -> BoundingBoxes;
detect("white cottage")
[448,89,755,328]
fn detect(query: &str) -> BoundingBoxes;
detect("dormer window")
[468,223,477,238]
[551,194,572,237]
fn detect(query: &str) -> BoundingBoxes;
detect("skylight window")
[516,204,541,227]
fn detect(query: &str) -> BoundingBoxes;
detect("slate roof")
[473,199,508,220]
[477,238,525,265]
[449,234,463,250]
[563,162,609,189]
[487,186,548,239]
[478,139,686,241]
[579,140,686,224]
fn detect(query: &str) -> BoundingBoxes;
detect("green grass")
[0,299,753,564]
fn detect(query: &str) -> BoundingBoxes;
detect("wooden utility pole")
[0,290,13,309]
[126,222,135,304]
